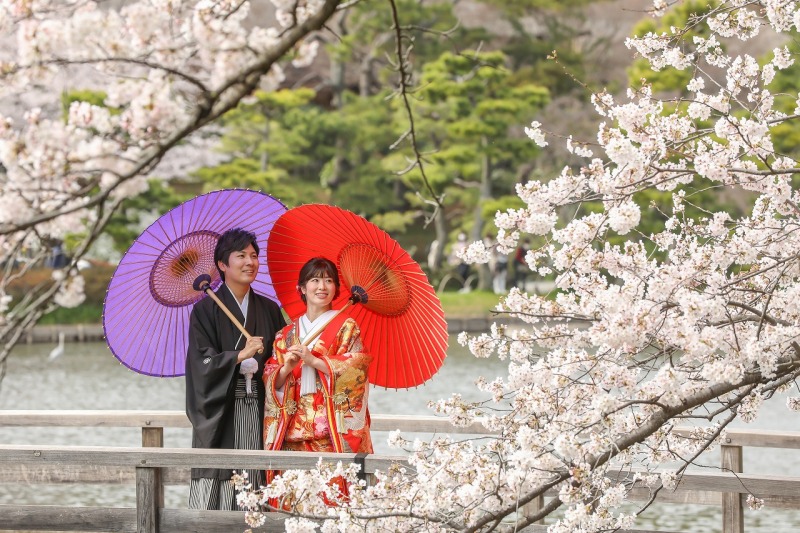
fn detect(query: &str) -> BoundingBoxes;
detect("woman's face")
[300,273,337,308]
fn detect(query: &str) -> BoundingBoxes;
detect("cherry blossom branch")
[386,0,444,224]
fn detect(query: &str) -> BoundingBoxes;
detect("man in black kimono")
[185,228,285,510]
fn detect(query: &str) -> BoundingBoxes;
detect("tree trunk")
[359,33,391,97]
[326,14,349,189]
[433,209,447,274]
[476,135,493,291]
[259,120,270,172]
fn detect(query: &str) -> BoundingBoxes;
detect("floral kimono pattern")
[263,313,373,457]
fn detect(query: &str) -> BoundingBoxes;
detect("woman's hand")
[275,347,301,389]
[287,343,314,365]
[283,350,301,372]
[286,342,330,375]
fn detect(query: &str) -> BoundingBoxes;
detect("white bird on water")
[48,331,65,360]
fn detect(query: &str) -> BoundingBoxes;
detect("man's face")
[218,244,258,287]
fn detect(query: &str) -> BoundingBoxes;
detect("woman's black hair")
[214,228,259,281]
[297,257,340,303]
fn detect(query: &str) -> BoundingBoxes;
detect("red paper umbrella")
[267,204,448,389]
[103,189,285,377]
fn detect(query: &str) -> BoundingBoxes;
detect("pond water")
[1,338,799,532]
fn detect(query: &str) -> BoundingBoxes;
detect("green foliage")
[194,159,283,189]
[397,49,548,238]
[196,88,333,203]
[627,0,720,93]
[40,303,103,324]
[60,89,109,119]
[481,0,596,16]
[370,211,418,233]
[765,39,800,159]
[216,89,322,169]
[437,290,504,317]
[196,86,406,216]
[324,93,406,216]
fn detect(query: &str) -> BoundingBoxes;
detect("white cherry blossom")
[4,1,800,531]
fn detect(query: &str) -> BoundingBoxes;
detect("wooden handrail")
[1,443,798,498]
[4,411,800,533]
[0,409,800,450]
[0,410,491,434]
[4,411,800,447]
[0,444,405,473]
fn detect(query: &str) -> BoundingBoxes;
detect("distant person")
[185,228,285,510]
[448,232,470,282]
[51,241,67,268]
[427,239,440,273]
[514,238,531,291]
[488,235,508,294]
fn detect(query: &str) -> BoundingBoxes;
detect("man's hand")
[237,336,264,363]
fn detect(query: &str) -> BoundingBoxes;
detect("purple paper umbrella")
[103,189,286,377]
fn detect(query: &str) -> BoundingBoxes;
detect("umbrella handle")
[202,287,264,355]
[300,301,354,347]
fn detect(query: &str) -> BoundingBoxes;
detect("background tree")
[314,0,487,215]
[482,0,600,96]
[192,88,332,204]
[395,49,548,288]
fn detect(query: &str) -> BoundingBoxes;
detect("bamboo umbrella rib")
[266,203,446,388]
[104,189,286,377]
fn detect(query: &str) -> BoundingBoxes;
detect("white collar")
[298,309,338,344]
[225,286,249,349]
[225,285,250,319]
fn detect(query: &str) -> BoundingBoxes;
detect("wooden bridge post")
[721,443,744,533]
[140,424,164,532]
[142,426,165,509]
[522,494,545,524]
[136,466,158,533]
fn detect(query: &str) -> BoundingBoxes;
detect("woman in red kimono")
[262,257,373,488]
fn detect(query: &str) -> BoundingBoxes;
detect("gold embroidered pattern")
[267,397,298,417]
[283,398,298,415]
[332,392,348,406]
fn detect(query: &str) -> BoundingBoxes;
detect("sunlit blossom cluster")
[436,1,800,529]
[52,272,85,308]
[235,2,800,531]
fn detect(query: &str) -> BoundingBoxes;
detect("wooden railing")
[1,411,800,533]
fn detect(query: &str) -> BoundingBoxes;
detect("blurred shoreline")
[23,316,537,344]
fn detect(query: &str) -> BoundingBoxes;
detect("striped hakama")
[188,376,265,510]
